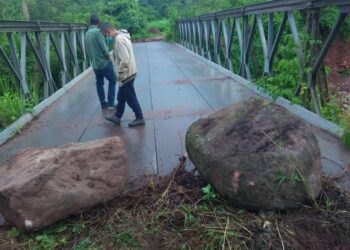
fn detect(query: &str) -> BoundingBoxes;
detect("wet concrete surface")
[0,41,349,191]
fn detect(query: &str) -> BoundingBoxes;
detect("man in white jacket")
[102,23,145,127]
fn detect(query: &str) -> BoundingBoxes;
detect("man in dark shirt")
[84,15,116,109]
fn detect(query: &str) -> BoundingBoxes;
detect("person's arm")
[84,34,92,60]
[115,37,130,73]
[95,31,111,61]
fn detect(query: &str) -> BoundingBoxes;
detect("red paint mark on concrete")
[231,171,240,194]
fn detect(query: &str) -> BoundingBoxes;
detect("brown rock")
[0,137,128,231]
[186,97,322,211]
[148,28,160,34]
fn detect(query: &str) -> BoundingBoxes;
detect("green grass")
[0,77,40,132]
[0,92,26,127]
[321,99,350,148]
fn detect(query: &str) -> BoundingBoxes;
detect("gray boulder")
[0,137,128,231]
[186,97,322,210]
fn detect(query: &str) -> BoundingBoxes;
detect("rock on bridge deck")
[0,41,349,191]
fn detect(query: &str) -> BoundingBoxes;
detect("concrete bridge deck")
[0,41,349,191]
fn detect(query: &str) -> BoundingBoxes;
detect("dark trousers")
[116,79,143,119]
[94,62,116,105]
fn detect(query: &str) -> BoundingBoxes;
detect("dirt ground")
[325,38,350,108]
[132,36,165,43]
[0,158,349,250]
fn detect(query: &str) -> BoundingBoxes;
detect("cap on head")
[90,15,100,25]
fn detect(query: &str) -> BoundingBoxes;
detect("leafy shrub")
[147,19,170,34]
[0,77,39,131]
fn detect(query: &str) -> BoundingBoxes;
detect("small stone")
[263,221,272,232]
[25,220,33,228]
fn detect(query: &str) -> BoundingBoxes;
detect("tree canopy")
[0,0,266,33]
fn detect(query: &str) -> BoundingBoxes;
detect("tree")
[22,0,30,20]
[103,0,146,34]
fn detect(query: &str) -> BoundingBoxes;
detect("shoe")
[128,118,145,127]
[101,103,108,109]
[107,103,117,108]
[105,116,121,125]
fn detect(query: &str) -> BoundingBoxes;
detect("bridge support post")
[287,12,304,79]
[235,17,243,75]
[221,17,234,72]
[6,32,29,97]
[242,15,253,80]
[72,31,78,77]
[267,13,274,70]
[203,21,211,61]
[268,12,288,75]
[257,15,269,75]
[178,21,182,45]
[197,21,205,57]
[187,22,192,50]
[184,22,188,49]
[81,31,87,70]
[308,9,322,115]
[211,19,222,66]
[191,21,197,53]
[44,32,51,98]
[181,22,186,47]
[60,32,67,86]
[20,32,29,98]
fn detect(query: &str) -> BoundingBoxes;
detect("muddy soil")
[325,37,350,108]
[0,158,349,250]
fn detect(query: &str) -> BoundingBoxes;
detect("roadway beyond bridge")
[0,41,349,191]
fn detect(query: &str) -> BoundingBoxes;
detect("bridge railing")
[177,0,350,115]
[0,20,88,99]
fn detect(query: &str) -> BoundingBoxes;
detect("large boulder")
[0,137,128,231]
[186,98,322,210]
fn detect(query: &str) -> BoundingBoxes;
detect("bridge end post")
[60,32,67,86]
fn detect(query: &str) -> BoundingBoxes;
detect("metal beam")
[176,0,350,119]
[257,15,269,74]
[0,45,22,84]
[64,31,78,71]
[72,31,78,77]
[268,12,288,72]
[44,32,50,98]
[20,32,29,96]
[244,15,257,63]
[312,12,347,74]
[212,19,222,65]
[267,13,274,57]
[308,10,322,115]
[61,32,68,85]
[180,0,350,22]
[222,17,235,71]
[0,20,87,33]
[197,21,205,57]
[6,32,29,96]
[287,11,304,79]
[26,33,47,81]
[203,21,212,61]
[235,17,244,75]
